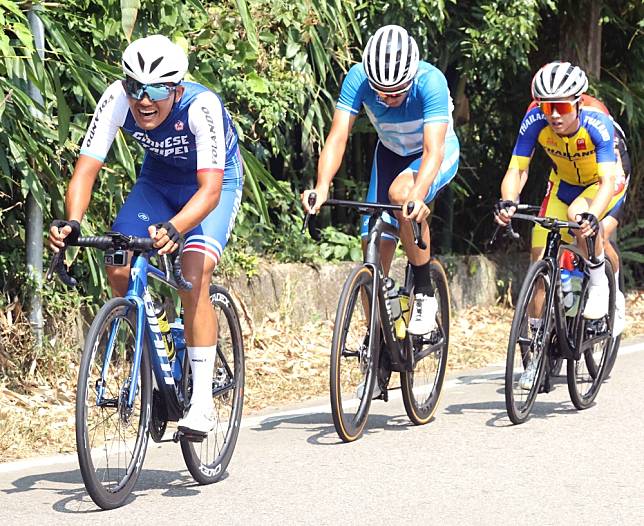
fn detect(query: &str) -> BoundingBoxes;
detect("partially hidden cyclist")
[48,35,244,436]
[494,62,627,342]
[301,24,460,337]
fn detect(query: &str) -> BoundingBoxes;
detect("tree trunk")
[559,0,602,78]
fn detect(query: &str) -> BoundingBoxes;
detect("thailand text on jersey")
[336,61,457,157]
[509,104,616,186]
[80,81,239,183]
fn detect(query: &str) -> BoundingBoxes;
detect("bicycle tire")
[181,285,245,484]
[603,241,624,378]
[330,265,379,442]
[505,260,551,424]
[76,297,152,510]
[400,259,449,425]
[567,259,615,409]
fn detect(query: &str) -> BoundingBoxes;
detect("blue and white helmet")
[122,35,188,84]
[531,61,588,100]
[362,25,419,91]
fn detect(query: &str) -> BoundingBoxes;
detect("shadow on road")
[250,411,420,445]
[3,465,210,513]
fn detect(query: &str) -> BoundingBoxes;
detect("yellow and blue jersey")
[509,107,616,185]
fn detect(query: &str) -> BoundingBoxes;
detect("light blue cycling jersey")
[336,61,456,156]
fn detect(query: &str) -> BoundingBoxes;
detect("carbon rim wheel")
[181,285,245,484]
[567,260,615,410]
[505,260,551,424]
[400,260,449,425]
[330,266,378,442]
[76,298,151,510]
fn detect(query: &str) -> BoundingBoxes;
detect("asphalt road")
[2,339,643,525]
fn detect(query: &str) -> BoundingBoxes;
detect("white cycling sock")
[188,345,216,408]
[614,269,620,290]
[587,253,607,286]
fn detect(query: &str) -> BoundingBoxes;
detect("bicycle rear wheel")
[76,298,152,510]
[567,260,615,409]
[505,260,551,424]
[330,265,378,442]
[603,243,623,378]
[181,285,245,484]
[400,259,449,425]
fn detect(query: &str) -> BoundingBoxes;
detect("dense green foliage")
[1,0,642,310]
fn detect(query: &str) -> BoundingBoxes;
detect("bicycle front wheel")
[330,265,378,442]
[76,298,152,510]
[505,260,551,424]
[400,259,450,425]
[181,285,245,484]
[567,259,615,409]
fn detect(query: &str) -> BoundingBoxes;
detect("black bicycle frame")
[363,213,413,372]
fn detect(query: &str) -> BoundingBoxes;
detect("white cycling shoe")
[614,289,626,337]
[518,359,539,391]
[582,282,609,320]
[356,380,381,400]
[407,294,438,336]
[177,403,215,436]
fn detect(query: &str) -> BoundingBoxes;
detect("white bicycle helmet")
[362,25,419,91]
[531,61,588,100]
[122,35,188,84]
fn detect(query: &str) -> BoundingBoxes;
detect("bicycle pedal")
[173,429,207,443]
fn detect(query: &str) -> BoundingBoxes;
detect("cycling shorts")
[112,148,243,265]
[531,173,627,249]
[360,136,460,240]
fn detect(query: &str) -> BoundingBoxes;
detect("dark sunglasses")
[123,78,177,101]
[371,81,412,99]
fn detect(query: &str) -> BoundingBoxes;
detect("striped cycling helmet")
[362,25,419,91]
[531,61,588,100]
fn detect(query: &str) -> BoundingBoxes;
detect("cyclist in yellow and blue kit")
[495,62,627,349]
[49,35,243,436]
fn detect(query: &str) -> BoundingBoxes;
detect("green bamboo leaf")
[234,0,259,51]
[50,68,71,145]
[120,0,140,41]
[621,250,644,264]
[246,72,269,94]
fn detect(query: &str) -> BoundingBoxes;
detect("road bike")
[492,205,617,424]
[305,198,450,442]
[48,232,244,509]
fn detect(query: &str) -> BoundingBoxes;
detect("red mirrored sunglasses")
[538,99,579,116]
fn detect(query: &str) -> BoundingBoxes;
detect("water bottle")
[394,288,410,340]
[170,310,186,381]
[568,268,583,317]
[383,278,402,321]
[561,268,573,310]
[153,300,175,360]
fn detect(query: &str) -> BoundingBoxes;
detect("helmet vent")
[137,52,145,70]
[149,56,163,73]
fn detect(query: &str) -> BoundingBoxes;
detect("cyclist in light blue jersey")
[303,24,459,337]
[49,35,243,436]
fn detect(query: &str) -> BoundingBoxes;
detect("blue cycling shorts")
[360,136,460,240]
[112,148,243,265]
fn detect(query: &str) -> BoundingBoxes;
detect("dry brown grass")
[1,292,643,462]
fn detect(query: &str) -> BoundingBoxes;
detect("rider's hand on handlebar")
[403,200,429,222]
[575,212,599,238]
[493,199,517,226]
[49,219,80,253]
[149,221,181,255]
[301,187,328,214]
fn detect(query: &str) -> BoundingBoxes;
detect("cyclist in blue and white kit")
[302,25,459,341]
[49,35,243,436]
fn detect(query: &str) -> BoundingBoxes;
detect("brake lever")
[406,202,427,250]
[47,248,78,288]
[301,192,317,234]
